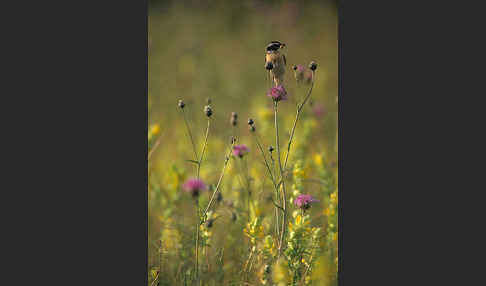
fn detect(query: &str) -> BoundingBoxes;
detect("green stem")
[182,109,198,161]
[274,101,287,257]
[202,145,233,220]
[195,199,199,283]
[197,119,210,179]
[283,71,315,170]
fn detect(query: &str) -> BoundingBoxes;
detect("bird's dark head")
[266,41,286,52]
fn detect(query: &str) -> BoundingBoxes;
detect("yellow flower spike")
[333,232,338,242]
[313,153,323,166]
[330,192,338,204]
[152,124,160,136]
[295,215,302,225]
[324,208,330,216]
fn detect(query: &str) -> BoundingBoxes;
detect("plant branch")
[197,119,211,178]
[283,71,315,170]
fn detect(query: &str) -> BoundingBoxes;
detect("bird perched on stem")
[265,41,286,86]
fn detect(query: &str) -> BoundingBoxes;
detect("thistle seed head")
[204,105,213,117]
[309,61,317,71]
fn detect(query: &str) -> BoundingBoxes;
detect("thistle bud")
[309,61,317,71]
[204,105,213,117]
[250,125,256,132]
[178,99,185,109]
[230,112,238,126]
[265,62,273,70]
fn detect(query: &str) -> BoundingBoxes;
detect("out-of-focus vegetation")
[149,1,338,285]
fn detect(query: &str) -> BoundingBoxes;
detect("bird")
[265,41,287,86]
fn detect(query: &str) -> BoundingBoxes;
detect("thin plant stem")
[252,134,277,188]
[195,198,200,284]
[252,133,280,237]
[274,101,288,257]
[283,71,315,170]
[202,146,233,220]
[197,119,211,178]
[182,109,199,161]
[148,134,163,161]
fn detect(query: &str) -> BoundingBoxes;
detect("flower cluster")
[233,144,249,158]
[294,194,319,210]
[267,85,289,102]
[182,178,207,198]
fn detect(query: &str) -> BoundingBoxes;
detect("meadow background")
[148,0,338,285]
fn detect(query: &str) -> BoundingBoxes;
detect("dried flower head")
[309,61,317,71]
[204,105,213,117]
[178,99,185,109]
[294,194,319,210]
[233,144,249,158]
[248,118,254,125]
[268,146,274,152]
[267,85,288,102]
[182,178,208,198]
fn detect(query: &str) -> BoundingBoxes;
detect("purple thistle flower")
[232,144,249,158]
[294,194,319,210]
[182,178,207,198]
[267,85,289,102]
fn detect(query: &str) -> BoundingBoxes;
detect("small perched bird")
[265,41,286,86]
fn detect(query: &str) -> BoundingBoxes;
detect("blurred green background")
[148,1,338,284]
[149,0,338,150]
